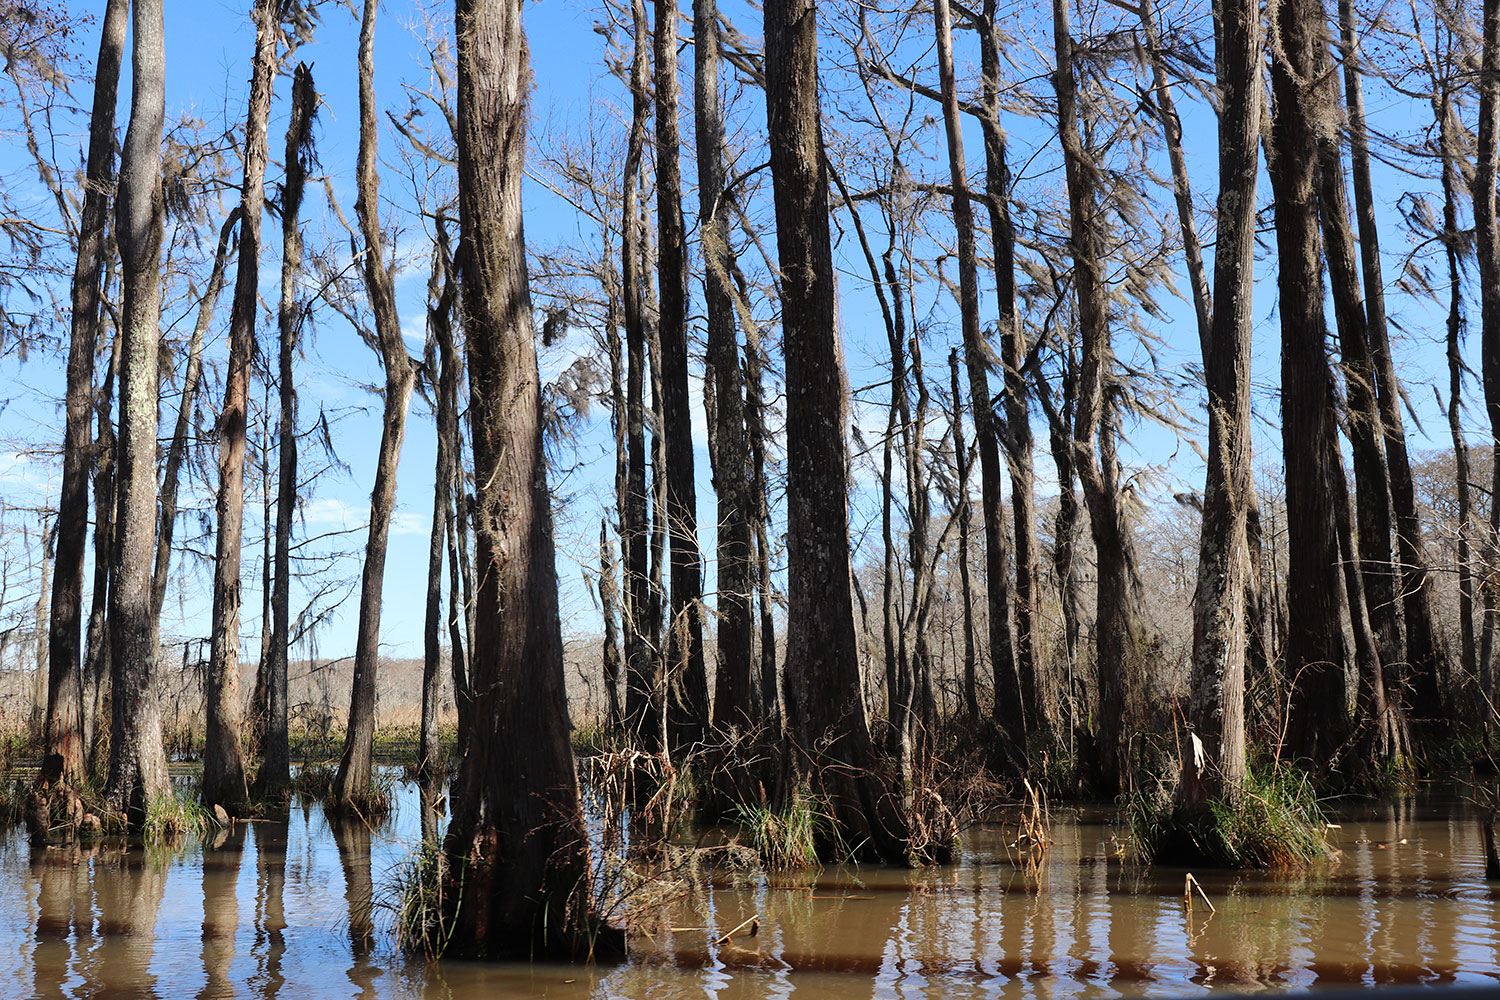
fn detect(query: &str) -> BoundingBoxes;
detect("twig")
[713,913,760,946]
[1183,872,1216,914]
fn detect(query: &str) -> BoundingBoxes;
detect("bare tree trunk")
[42,0,127,789]
[697,0,754,741]
[936,0,1024,773]
[420,212,458,783]
[654,0,709,756]
[206,0,281,815]
[1318,121,1405,685]
[600,519,624,728]
[1438,85,1478,699]
[1473,0,1500,700]
[646,217,670,756]
[153,212,236,651]
[740,284,779,733]
[604,257,629,737]
[255,64,315,798]
[1035,345,1081,698]
[423,220,471,750]
[972,0,1049,736]
[1333,447,1408,766]
[31,523,54,736]
[84,321,120,771]
[1053,0,1142,794]
[765,0,910,862]
[621,0,660,755]
[950,351,979,722]
[443,0,620,957]
[104,0,171,823]
[334,0,420,813]
[1338,0,1451,727]
[1177,0,1260,816]
[1267,0,1353,767]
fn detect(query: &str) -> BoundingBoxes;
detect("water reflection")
[200,821,245,1000]
[253,813,289,998]
[8,783,1500,997]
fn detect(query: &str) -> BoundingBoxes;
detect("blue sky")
[0,0,1489,673]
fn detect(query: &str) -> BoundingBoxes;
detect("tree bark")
[431,220,471,751]
[443,0,620,957]
[697,0,754,741]
[620,0,660,756]
[84,319,120,769]
[1053,0,1143,794]
[654,0,709,757]
[739,278,779,733]
[334,0,420,814]
[104,0,171,823]
[1437,84,1478,699]
[937,0,1024,769]
[1318,115,1405,684]
[153,212,237,650]
[973,0,1050,736]
[256,63,315,798]
[420,213,458,783]
[950,351,979,721]
[42,0,126,789]
[1267,0,1353,767]
[204,0,281,815]
[764,0,909,863]
[1338,0,1450,728]
[1177,0,1260,814]
[1473,0,1500,702]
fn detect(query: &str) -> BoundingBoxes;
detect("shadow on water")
[5,775,1500,997]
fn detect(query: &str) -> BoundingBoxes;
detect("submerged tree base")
[1138,763,1334,869]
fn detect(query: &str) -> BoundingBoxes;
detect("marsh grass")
[1136,760,1333,869]
[387,837,458,960]
[142,788,210,844]
[733,788,825,870]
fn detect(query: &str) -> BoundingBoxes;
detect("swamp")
[4,0,1500,991]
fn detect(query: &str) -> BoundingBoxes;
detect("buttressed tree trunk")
[654,0,710,755]
[205,0,282,816]
[1267,0,1354,767]
[42,0,127,789]
[334,0,419,814]
[104,0,171,823]
[257,63,316,798]
[444,0,620,958]
[935,0,1024,772]
[1178,0,1261,814]
[764,0,910,864]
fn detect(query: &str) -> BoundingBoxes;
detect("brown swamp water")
[5,778,1500,998]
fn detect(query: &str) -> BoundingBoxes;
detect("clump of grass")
[1137,760,1333,869]
[389,838,459,959]
[142,789,209,844]
[291,762,338,801]
[734,788,825,870]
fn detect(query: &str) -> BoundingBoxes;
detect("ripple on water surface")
[7,779,1500,998]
